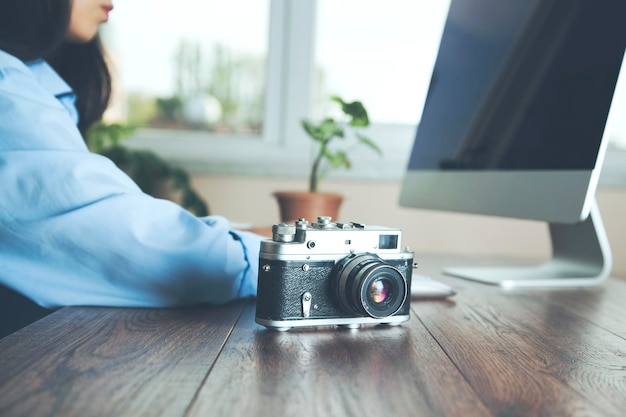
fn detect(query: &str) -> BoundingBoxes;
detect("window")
[102,0,313,176]
[313,0,448,125]
[102,0,626,185]
[103,0,269,136]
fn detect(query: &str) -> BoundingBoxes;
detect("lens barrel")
[335,253,408,319]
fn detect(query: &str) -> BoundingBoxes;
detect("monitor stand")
[443,199,613,288]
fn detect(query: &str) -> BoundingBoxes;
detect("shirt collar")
[25,59,79,125]
[25,59,74,99]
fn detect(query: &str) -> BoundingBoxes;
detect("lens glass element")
[369,278,390,303]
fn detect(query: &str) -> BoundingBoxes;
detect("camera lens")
[335,253,408,319]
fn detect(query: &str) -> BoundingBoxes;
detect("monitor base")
[443,200,613,288]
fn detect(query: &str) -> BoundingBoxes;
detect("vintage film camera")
[256,216,414,331]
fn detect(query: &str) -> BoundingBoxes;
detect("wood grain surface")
[1,254,625,417]
[0,304,245,417]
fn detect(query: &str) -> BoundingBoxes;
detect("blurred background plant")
[87,121,209,216]
[301,96,382,192]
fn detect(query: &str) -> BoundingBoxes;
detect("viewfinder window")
[379,235,398,250]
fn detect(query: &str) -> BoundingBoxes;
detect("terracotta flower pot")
[273,191,344,224]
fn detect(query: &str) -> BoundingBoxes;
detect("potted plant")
[274,96,381,223]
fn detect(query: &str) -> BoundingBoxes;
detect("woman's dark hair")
[0,0,112,138]
[48,39,112,137]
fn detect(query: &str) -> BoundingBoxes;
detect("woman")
[0,0,262,310]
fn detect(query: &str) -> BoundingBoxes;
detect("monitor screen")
[400,0,625,224]
[399,0,626,287]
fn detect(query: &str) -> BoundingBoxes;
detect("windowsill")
[123,123,415,180]
[123,128,626,188]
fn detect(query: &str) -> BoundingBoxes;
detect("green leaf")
[324,149,351,169]
[301,119,323,142]
[356,133,383,156]
[319,118,339,138]
[330,96,345,106]
[331,96,369,127]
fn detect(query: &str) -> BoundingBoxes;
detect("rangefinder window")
[379,234,399,250]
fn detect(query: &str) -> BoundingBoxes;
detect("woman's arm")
[0,51,262,308]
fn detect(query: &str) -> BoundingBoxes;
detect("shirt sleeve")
[0,53,264,308]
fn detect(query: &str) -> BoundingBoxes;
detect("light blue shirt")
[0,49,262,308]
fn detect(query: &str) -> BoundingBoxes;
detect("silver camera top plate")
[260,217,412,261]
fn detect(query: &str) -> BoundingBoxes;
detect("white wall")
[192,175,626,277]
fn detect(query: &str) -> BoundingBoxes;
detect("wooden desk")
[1,255,625,417]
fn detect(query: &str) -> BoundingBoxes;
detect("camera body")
[256,216,414,331]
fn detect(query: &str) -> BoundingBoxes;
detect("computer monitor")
[399,0,626,288]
